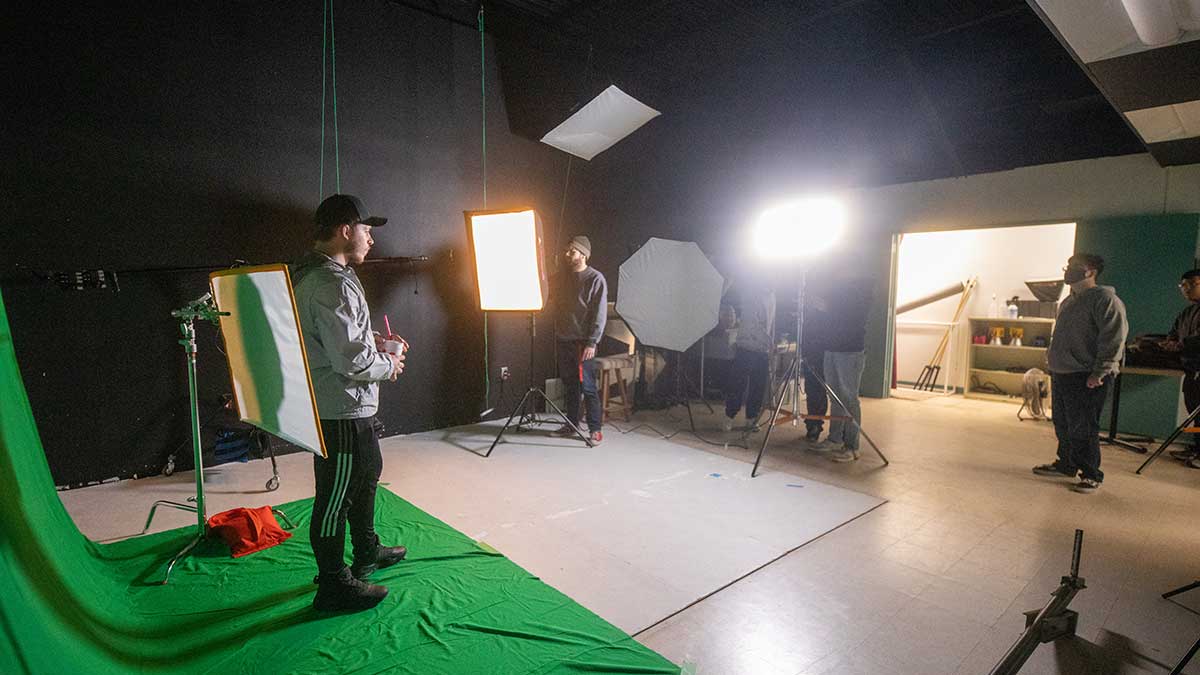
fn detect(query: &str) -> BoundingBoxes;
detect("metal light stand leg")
[806,361,890,466]
[751,356,799,477]
[485,388,592,456]
[142,296,228,584]
[990,530,1087,675]
[1136,404,1200,475]
[486,313,593,456]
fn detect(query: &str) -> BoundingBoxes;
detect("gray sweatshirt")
[291,251,395,419]
[1047,284,1128,379]
[550,266,608,346]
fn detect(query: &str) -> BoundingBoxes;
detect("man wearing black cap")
[549,235,608,443]
[292,194,408,611]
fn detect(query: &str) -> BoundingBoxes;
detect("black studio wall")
[1,1,576,486]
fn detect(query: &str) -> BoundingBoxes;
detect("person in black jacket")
[1165,269,1200,465]
[805,269,874,463]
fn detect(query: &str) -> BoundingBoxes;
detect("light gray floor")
[57,418,881,636]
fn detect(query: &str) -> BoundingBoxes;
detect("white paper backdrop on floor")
[383,422,884,634]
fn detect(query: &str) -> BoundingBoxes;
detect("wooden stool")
[594,355,634,421]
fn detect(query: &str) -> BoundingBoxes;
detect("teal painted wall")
[1075,213,1199,438]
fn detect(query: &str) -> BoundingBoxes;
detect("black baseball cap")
[314,194,388,228]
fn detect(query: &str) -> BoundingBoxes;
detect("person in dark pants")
[292,194,409,612]
[1164,269,1200,465]
[549,235,608,443]
[802,295,828,443]
[722,279,775,432]
[1033,253,1128,494]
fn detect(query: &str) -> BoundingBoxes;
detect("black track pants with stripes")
[310,417,384,576]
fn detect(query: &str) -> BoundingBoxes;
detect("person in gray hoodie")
[1033,253,1128,494]
[292,194,408,611]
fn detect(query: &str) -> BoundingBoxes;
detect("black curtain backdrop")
[1,1,576,486]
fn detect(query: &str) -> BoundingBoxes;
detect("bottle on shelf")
[988,294,999,318]
[1006,296,1019,318]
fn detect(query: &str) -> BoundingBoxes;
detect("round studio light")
[752,196,846,260]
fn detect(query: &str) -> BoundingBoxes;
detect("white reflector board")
[465,208,549,311]
[541,85,661,161]
[210,265,325,457]
[616,238,725,352]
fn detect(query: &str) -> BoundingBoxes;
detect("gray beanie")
[568,235,592,258]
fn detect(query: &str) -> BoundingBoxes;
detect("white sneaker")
[807,438,837,453]
[831,448,860,463]
[722,417,735,432]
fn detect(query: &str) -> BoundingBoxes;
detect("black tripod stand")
[485,313,592,457]
[1163,581,1200,674]
[751,273,889,477]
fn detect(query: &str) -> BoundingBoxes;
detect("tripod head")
[171,292,229,325]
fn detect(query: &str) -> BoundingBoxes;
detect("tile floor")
[631,393,1200,674]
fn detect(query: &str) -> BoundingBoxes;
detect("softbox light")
[616,238,725,352]
[210,265,326,457]
[464,208,549,311]
[541,85,661,161]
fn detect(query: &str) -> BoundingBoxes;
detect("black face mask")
[1064,267,1088,284]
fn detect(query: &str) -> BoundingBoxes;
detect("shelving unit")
[965,317,1054,404]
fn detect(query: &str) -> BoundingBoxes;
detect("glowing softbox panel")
[465,208,549,311]
[616,238,725,352]
[540,85,661,161]
[210,265,325,457]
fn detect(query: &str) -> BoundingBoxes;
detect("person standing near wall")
[807,268,874,463]
[549,235,608,444]
[721,275,776,432]
[1033,253,1128,494]
[1165,269,1200,466]
[292,194,409,611]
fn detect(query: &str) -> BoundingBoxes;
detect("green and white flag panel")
[210,265,325,457]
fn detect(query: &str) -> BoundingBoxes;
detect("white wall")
[894,223,1075,387]
[850,153,1200,233]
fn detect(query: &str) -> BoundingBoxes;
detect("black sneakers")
[313,568,388,612]
[351,545,408,580]
[1032,463,1076,478]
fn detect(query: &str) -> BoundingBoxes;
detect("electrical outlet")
[500,366,511,381]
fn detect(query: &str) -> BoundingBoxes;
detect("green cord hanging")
[317,0,341,200]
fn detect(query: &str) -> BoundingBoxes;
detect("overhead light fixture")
[751,196,847,260]
[1119,0,1200,46]
[540,85,660,161]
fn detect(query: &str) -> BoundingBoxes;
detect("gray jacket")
[291,251,394,419]
[1047,284,1128,379]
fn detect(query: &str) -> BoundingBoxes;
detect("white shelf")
[971,343,1047,353]
[968,316,1055,324]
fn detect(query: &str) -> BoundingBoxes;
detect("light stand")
[751,271,889,477]
[485,313,593,456]
[142,293,228,583]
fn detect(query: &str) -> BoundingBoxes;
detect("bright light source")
[752,196,846,260]
[465,208,548,311]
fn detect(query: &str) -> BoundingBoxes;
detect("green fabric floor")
[0,287,678,674]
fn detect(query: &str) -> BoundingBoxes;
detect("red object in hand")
[208,506,292,558]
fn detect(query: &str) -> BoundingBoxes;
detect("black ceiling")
[402,0,1147,187]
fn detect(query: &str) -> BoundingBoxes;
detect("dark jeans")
[725,347,769,419]
[1050,372,1111,482]
[1185,372,1200,449]
[803,350,827,433]
[558,340,602,432]
[311,417,384,576]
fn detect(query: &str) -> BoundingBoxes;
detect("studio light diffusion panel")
[616,238,725,352]
[210,265,326,457]
[464,208,548,312]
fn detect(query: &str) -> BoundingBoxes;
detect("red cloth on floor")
[208,506,291,558]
